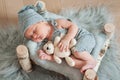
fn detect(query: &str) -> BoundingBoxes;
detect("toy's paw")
[65,57,75,67]
[54,56,62,64]
[35,0,46,13]
[16,45,32,73]
[84,69,98,80]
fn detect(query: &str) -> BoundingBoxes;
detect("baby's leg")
[70,55,84,69]
[73,51,96,73]
[71,55,97,80]
[72,29,97,73]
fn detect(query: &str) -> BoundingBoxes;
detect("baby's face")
[24,22,49,42]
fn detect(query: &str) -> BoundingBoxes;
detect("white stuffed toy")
[43,34,77,67]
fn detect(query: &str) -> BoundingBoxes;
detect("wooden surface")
[0,0,120,42]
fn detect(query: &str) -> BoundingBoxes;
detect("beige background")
[0,0,120,43]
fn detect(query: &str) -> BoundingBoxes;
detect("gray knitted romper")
[48,19,96,54]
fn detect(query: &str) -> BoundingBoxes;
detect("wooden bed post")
[16,45,32,73]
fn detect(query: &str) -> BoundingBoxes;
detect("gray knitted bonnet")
[18,5,46,34]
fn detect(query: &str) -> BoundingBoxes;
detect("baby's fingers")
[58,41,69,52]
[38,53,47,60]
[60,44,64,52]
[58,42,62,48]
[65,46,69,52]
[37,50,43,54]
[60,45,68,52]
[41,55,47,60]
[58,42,63,51]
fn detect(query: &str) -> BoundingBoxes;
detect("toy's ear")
[47,41,52,43]
[54,36,61,46]
[54,33,65,46]
[60,33,65,38]
[69,39,77,48]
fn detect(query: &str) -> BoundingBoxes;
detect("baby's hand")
[37,49,54,61]
[37,50,48,60]
[58,39,70,52]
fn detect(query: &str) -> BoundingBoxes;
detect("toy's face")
[43,41,54,54]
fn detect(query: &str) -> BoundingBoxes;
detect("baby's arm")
[56,19,78,51]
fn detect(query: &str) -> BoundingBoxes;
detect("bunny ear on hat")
[34,0,46,13]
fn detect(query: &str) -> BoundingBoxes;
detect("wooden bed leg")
[83,23,115,80]
[83,69,98,80]
[104,23,115,39]
[16,45,32,73]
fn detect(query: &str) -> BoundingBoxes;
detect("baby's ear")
[34,1,46,13]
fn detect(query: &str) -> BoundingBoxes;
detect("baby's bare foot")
[80,60,96,73]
